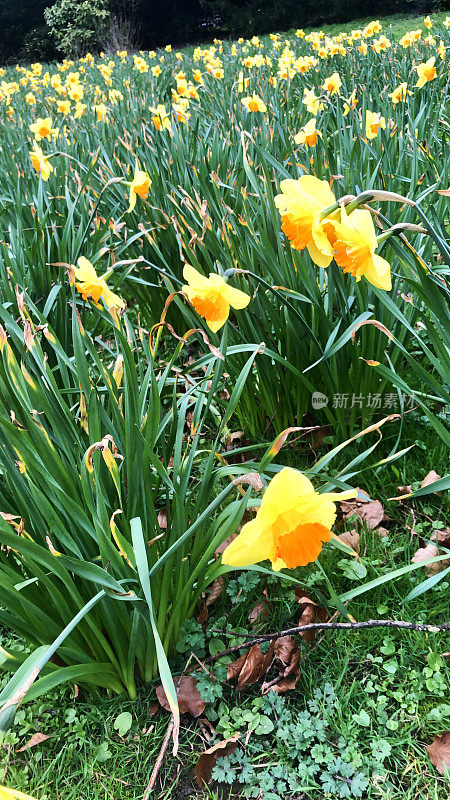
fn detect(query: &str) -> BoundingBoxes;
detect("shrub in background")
[44,0,110,57]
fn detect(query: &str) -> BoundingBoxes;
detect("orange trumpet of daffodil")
[127,163,151,213]
[274,175,336,268]
[182,265,250,332]
[74,257,125,309]
[324,206,392,291]
[222,467,357,570]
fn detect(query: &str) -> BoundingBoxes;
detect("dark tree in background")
[0,0,448,63]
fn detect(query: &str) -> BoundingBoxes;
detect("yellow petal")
[222,283,250,310]
[182,264,206,288]
[221,518,274,567]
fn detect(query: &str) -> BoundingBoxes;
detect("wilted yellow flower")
[182,265,250,332]
[93,103,107,121]
[322,72,342,95]
[274,176,336,268]
[74,257,125,309]
[29,142,53,181]
[241,93,267,112]
[29,117,55,141]
[365,110,386,140]
[222,468,357,570]
[294,118,321,148]
[127,163,151,213]
[343,88,358,115]
[324,206,391,290]
[415,57,437,87]
[388,82,410,104]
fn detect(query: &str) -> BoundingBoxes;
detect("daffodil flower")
[274,175,336,268]
[415,57,437,87]
[294,118,321,148]
[74,257,125,309]
[29,142,53,181]
[324,206,392,290]
[127,164,151,213]
[29,117,55,141]
[222,467,357,571]
[182,265,250,332]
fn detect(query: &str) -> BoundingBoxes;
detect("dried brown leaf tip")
[156,675,206,717]
[426,731,450,775]
[195,733,240,787]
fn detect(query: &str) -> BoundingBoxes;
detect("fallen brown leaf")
[17,733,50,752]
[248,589,271,626]
[227,642,275,688]
[295,591,329,642]
[341,489,386,529]
[426,731,450,775]
[338,529,360,554]
[261,636,301,693]
[195,733,240,786]
[412,543,449,575]
[421,470,441,488]
[156,676,206,717]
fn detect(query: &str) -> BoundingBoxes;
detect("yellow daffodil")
[358,42,368,55]
[182,265,250,332]
[415,57,437,87]
[29,142,53,181]
[365,110,386,140]
[424,15,432,29]
[322,72,342,95]
[222,467,357,570]
[93,103,108,121]
[388,82,410,104]
[343,89,358,115]
[437,41,446,61]
[29,117,55,141]
[294,118,321,148]
[274,175,336,268]
[302,87,322,115]
[127,163,151,213]
[56,99,71,115]
[324,206,391,290]
[74,257,125,309]
[150,104,171,131]
[241,93,267,112]
[0,786,39,800]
